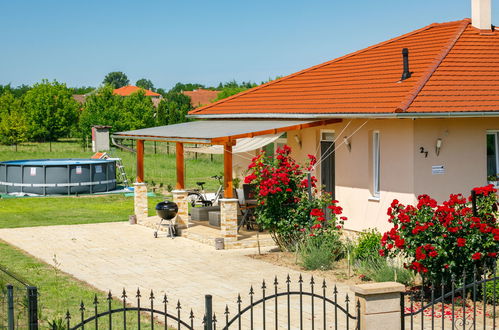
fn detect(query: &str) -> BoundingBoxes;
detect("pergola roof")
[112,119,339,144]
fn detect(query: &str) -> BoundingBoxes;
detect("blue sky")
[0,0,495,90]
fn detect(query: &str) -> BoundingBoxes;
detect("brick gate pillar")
[133,182,148,223]
[172,190,189,228]
[351,282,405,330]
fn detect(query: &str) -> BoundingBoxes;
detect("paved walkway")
[0,223,354,328]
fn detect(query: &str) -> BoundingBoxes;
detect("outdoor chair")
[236,184,259,231]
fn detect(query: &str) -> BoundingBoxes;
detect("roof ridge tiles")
[189,20,467,115]
[395,19,470,112]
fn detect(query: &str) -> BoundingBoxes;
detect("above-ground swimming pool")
[0,159,117,195]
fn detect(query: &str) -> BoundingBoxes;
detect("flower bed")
[380,185,499,285]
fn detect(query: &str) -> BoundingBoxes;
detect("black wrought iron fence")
[0,265,38,330]
[65,274,359,329]
[401,266,498,329]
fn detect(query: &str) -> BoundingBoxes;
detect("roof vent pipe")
[401,48,412,81]
[472,0,492,30]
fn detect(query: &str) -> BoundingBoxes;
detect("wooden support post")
[136,139,144,183]
[223,142,233,198]
[176,142,185,189]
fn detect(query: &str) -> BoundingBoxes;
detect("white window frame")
[372,131,381,199]
[486,130,499,180]
[320,130,335,142]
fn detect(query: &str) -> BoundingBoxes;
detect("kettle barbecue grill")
[154,201,178,238]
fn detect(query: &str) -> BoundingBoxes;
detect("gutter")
[111,134,212,144]
[188,111,499,120]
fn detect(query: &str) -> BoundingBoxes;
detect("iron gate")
[401,267,498,329]
[63,274,359,329]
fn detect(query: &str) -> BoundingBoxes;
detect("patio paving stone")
[0,222,355,328]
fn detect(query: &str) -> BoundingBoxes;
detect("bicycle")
[187,175,223,207]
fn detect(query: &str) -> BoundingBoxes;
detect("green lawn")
[0,139,224,191]
[0,194,165,228]
[0,241,167,328]
[0,139,217,327]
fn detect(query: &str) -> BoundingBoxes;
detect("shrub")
[356,257,415,286]
[380,185,499,286]
[299,227,344,270]
[483,278,499,304]
[352,229,382,261]
[244,145,348,251]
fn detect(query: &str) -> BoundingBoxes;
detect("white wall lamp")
[343,136,351,152]
[435,138,443,156]
[294,134,302,148]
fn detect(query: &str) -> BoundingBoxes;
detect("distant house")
[72,94,87,104]
[113,85,161,98]
[182,89,220,107]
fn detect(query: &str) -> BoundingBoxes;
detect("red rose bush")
[244,145,345,251]
[380,185,499,285]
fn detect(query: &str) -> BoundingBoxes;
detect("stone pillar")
[172,190,189,228]
[133,182,148,223]
[351,282,405,330]
[220,198,238,243]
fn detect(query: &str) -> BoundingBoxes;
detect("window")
[372,131,381,198]
[262,133,287,157]
[487,132,499,180]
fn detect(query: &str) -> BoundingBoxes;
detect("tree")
[169,82,205,93]
[214,80,258,101]
[23,80,79,142]
[156,91,192,126]
[120,90,156,130]
[70,86,95,94]
[0,84,31,97]
[0,108,28,147]
[0,92,28,147]
[135,79,154,91]
[78,86,123,142]
[102,71,129,89]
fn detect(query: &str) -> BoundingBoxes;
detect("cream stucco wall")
[231,117,499,234]
[288,119,416,233]
[413,118,499,201]
[287,118,499,233]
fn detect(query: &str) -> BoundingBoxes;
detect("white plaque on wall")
[432,165,445,175]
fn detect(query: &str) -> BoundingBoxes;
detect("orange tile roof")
[113,85,161,97]
[182,89,220,107]
[189,19,499,117]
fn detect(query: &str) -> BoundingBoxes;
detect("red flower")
[310,208,324,217]
[429,251,438,258]
[379,249,385,257]
[457,238,466,247]
[488,252,497,258]
[472,252,482,260]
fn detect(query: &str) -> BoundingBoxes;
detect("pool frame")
[0,159,117,195]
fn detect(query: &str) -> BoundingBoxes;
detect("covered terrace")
[112,119,340,248]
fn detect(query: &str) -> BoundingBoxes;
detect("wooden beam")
[223,143,233,198]
[176,142,185,189]
[136,139,144,183]
[210,119,342,144]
